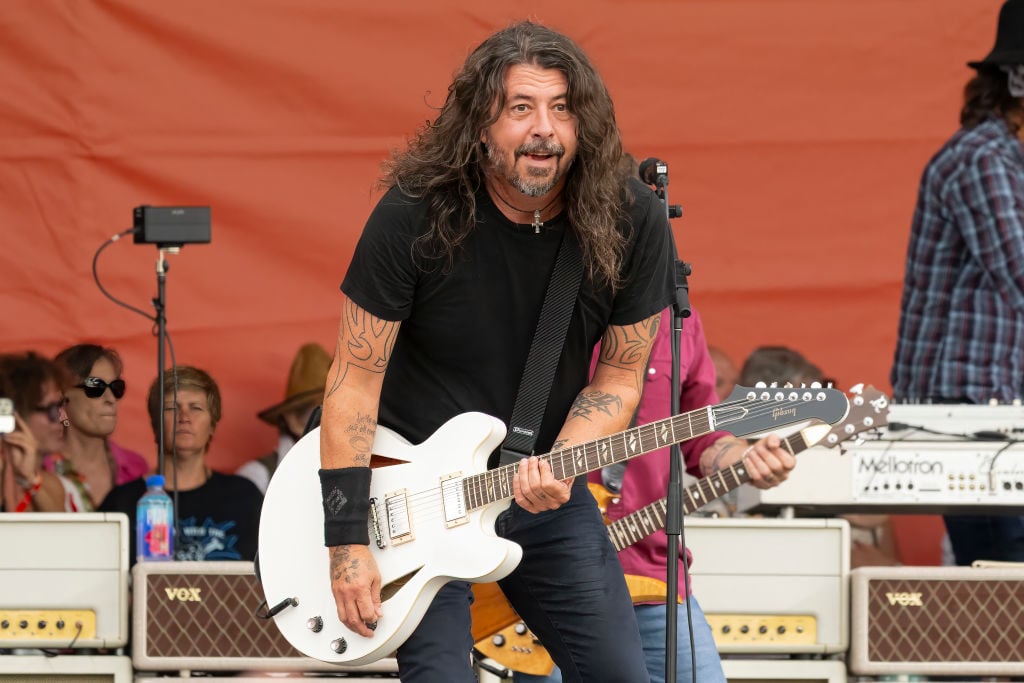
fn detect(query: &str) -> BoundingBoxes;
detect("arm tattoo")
[326,299,399,397]
[597,316,660,392]
[599,316,660,367]
[346,413,376,466]
[329,546,360,583]
[570,390,623,421]
[705,441,733,474]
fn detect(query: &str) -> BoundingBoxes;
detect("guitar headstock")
[716,383,850,437]
[813,383,889,450]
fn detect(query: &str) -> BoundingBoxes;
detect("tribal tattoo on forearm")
[598,315,661,392]
[326,299,399,397]
[569,390,623,421]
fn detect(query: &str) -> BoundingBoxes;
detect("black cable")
[886,422,1017,442]
[92,229,156,323]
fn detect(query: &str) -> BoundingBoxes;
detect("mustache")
[515,141,565,158]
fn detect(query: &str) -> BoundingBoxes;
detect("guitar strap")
[497,228,584,467]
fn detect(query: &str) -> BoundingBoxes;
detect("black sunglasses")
[76,377,127,400]
[34,399,67,423]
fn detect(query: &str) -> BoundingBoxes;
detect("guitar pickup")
[440,473,468,529]
[384,489,414,545]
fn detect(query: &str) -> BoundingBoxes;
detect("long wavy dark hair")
[382,21,630,288]
[961,66,1024,133]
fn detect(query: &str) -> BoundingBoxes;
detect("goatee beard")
[485,140,569,197]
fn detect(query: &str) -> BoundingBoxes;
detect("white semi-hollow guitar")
[258,384,848,665]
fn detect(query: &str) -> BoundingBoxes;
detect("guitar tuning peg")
[783,382,794,388]
[810,381,822,389]
[849,382,864,394]
[769,381,778,388]
[754,381,768,388]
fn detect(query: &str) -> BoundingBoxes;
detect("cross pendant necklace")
[490,185,560,234]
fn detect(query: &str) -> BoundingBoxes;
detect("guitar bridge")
[368,497,385,549]
[384,489,414,545]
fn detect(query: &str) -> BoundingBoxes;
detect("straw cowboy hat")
[257,343,331,426]
[969,0,1024,69]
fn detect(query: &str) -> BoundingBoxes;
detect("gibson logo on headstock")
[164,587,203,602]
[772,407,797,420]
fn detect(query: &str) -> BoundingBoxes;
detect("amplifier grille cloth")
[867,577,1024,663]
[145,572,299,658]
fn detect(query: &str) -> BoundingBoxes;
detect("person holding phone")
[0,352,70,512]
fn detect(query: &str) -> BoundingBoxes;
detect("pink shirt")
[44,440,148,511]
[588,307,729,598]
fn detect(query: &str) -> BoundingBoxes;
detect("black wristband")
[319,467,371,546]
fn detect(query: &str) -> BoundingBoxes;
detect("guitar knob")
[491,634,506,647]
[307,616,323,633]
[514,623,528,635]
[331,637,348,654]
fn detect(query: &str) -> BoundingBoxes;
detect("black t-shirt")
[99,472,263,565]
[341,176,675,451]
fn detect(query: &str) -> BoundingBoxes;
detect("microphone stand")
[153,247,178,475]
[153,246,182,540]
[652,168,695,683]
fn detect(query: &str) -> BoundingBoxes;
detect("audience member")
[0,352,70,512]
[707,345,738,401]
[45,344,148,511]
[237,342,330,494]
[99,365,263,563]
[738,345,823,388]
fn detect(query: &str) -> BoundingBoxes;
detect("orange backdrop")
[0,0,1000,562]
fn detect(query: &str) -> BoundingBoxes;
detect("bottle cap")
[145,474,165,488]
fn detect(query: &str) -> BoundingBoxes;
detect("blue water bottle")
[136,474,174,562]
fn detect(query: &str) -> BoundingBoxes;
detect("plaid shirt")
[891,117,1024,403]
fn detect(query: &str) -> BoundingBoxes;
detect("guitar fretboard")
[605,430,812,551]
[462,408,714,511]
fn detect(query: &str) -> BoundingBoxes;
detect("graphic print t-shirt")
[99,471,263,565]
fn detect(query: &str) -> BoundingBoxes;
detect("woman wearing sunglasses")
[48,344,148,511]
[0,352,71,512]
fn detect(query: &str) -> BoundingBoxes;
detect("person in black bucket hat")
[892,0,1024,567]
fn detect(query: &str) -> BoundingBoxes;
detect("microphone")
[638,157,669,188]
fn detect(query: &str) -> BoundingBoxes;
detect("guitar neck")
[606,428,814,552]
[463,407,715,511]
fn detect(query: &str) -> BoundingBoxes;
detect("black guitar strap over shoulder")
[497,228,584,467]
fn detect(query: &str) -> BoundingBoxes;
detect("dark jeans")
[396,478,650,683]
[944,514,1024,565]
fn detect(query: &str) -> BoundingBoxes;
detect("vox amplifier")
[849,565,1024,676]
[131,561,398,674]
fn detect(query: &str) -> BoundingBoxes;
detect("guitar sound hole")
[380,568,422,602]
